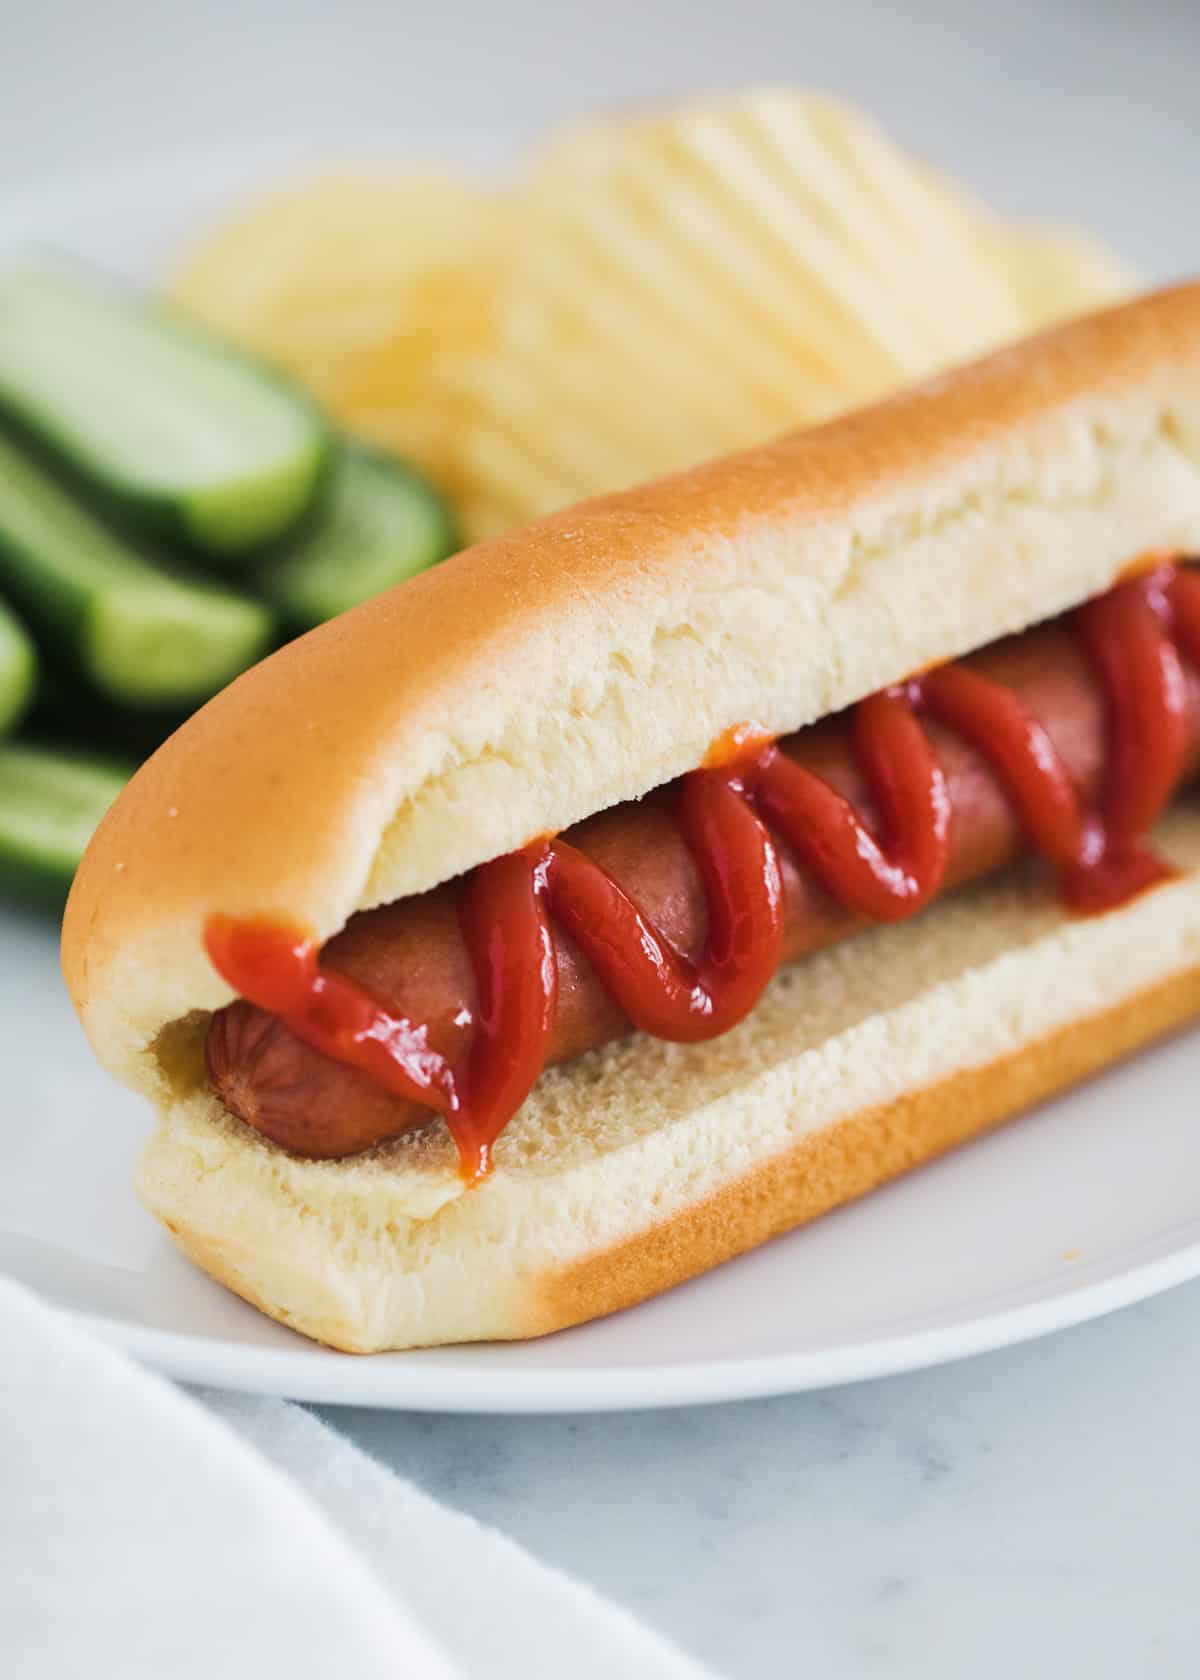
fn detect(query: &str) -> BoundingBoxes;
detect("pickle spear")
[0,596,37,735]
[0,264,331,558]
[0,427,274,710]
[257,444,459,628]
[0,740,130,911]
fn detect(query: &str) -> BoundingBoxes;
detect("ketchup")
[205,561,1200,1180]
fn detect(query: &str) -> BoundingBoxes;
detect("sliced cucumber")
[0,264,332,557]
[0,427,274,709]
[0,741,130,911]
[0,596,37,735]
[257,444,460,628]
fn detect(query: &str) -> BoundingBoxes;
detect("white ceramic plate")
[3,152,1200,1413]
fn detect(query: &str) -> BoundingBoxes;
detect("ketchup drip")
[205,562,1200,1181]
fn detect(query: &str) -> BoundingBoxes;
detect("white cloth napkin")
[1,1277,715,1680]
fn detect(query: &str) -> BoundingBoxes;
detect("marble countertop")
[7,1,1200,1673]
[323,1280,1200,1676]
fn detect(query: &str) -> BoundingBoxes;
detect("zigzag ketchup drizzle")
[205,561,1200,1181]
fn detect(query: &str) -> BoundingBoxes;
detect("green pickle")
[0,428,274,710]
[0,597,37,735]
[0,264,331,557]
[258,444,460,628]
[0,741,130,912]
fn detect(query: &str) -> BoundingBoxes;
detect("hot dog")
[206,616,1200,1159]
[63,284,1200,1352]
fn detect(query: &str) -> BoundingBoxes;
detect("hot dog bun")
[63,283,1200,1351]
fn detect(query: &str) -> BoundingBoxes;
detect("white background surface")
[4,0,1200,1674]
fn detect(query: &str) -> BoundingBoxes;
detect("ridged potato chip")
[169,92,1136,543]
[450,92,1136,531]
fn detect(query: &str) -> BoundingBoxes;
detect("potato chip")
[451,92,1135,533]
[169,93,1136,544]
[915,162,1138,329]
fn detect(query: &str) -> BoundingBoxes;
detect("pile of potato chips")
[172,90,1135,543]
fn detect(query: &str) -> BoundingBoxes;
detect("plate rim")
[68,1228,1200,1411]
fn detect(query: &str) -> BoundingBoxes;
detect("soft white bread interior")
[60,283,1200,1351]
